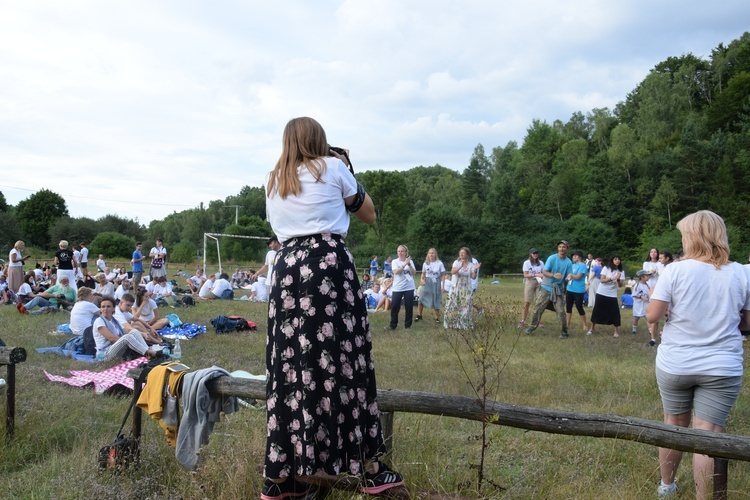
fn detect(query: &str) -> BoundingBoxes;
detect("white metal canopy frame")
[203,232,268,276]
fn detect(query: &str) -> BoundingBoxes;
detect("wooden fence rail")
[129,368,748,498]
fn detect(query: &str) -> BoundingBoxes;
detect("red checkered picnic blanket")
[43,357,148,394]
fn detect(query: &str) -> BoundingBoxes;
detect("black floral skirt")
[265,233,386,479]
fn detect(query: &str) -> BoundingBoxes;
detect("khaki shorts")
[524,279,540,303]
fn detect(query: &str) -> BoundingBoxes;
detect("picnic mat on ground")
[43,357,148,394]
[158,323,207,340]
[36,346,96,363]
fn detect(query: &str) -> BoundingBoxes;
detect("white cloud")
[0,0,748,224]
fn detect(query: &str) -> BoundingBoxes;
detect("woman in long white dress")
[443,247,480,329]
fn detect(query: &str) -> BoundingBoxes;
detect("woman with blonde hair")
[416,248,445,323]
[262,117,403,499]
[54,240,78,295]
[646,210,750,498]
[8,240,30,293]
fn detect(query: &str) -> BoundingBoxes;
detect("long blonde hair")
[424,248,439,265]
[677,210,730,268]
[267,117,329,199]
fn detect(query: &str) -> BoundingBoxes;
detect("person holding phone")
[389,244,417,330]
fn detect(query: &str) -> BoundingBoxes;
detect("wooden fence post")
[713,457,728,500]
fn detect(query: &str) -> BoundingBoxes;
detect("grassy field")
[1,276,749,499]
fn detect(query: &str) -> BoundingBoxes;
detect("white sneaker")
[657,481,677,496]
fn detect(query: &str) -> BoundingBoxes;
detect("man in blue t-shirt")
[131,241,146,286]
[525,239,573,338]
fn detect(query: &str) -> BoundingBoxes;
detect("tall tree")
[16,189,68,248]
[462,144,491,218]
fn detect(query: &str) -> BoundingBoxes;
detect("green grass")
[1,278,750,498]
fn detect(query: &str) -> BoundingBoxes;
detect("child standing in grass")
[632,270,651,336]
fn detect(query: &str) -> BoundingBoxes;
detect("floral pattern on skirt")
[265,233,386,480]
[443,273,474,329]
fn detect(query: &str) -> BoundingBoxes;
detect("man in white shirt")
[114,279,132,302]
[210,273,234,300]
[113,293,162,344]
[253,236,281,297]
[79,242,89,271]
[96,255,106,273]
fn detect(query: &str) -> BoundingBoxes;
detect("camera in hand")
[328,145,354,174]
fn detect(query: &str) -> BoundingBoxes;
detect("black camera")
[328,145,354,174]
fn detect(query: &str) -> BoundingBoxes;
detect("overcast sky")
[1,1,748,225]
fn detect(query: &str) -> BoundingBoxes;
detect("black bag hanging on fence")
[98,366,151,472]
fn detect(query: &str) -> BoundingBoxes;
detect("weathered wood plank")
[127,369,750,462]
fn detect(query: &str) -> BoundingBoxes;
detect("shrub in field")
[444,295,522,495]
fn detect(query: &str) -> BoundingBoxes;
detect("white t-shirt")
[643,260,663,289]
[211,278,233,298]
[137,299,158,322]
[93,315,124,352]
[653,260,749,376]
[114,307,134,328]
[266,157,358,242]
[597,266,624,298]
[153,282,173,298]
[96,259,106,271]
[422,260,446,283]
[471,257,480,291]
[9,249,23,268]
[18,283,32,296]
[189,275,204,289]
[95,282,114,297]
[114,285,130,301]
[80,247,88,263]
[265,250,277,284]
[251,280,268,301]
[522,259,545,282]
[199,279,214,299]
[69,301,100,335]
[391,258,416,292]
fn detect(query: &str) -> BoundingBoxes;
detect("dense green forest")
[2,33,750,273]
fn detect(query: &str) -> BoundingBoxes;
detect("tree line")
[2,32,749,274]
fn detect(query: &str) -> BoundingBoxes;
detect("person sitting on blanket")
[69,287,101,335]
[113,293,162,344]
[20,275,77,314]
[94,296,157,361]
[132,286,170,330]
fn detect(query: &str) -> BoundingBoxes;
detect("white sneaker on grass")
[657,481,677,496]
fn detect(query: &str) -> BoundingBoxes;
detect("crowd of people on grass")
[4,117,747,498]
[518,212,750,498]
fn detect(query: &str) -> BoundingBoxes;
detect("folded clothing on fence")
[43,357,148,394]
[175,366,238,469]
[158,323,207,340]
